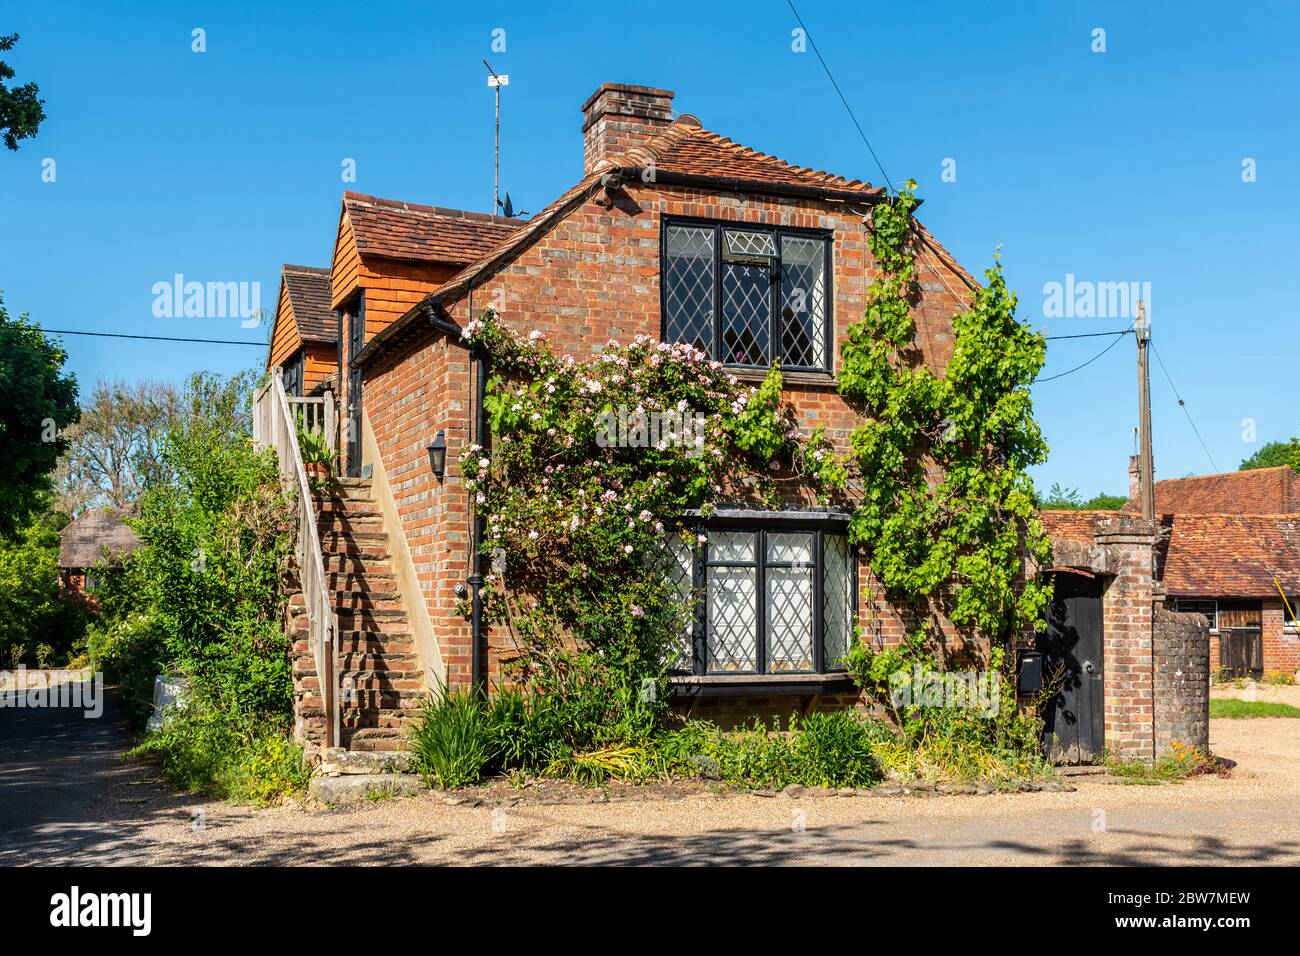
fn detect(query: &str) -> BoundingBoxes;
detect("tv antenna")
[484,59,508,216]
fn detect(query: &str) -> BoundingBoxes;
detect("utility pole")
[484,60,508,215]
[1136,299,1156,521]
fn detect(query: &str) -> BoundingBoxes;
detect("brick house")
[269,82,1188,759]
[57,508,141,596]
[1136,464,1300,677]
[267,265,338,397]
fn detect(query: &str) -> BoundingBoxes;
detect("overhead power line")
[29,327,266,347]
[784,0,895,193]
[1037,328,1133,383]
[1150,338,1220,472]
[1044,329,1134,341]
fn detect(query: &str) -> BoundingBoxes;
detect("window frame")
[1174,598,1219,630]
[281,348,305,397]
[659,217,834,373]
[673,515,856,678]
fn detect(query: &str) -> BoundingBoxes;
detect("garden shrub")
[93,371,304,800]
[0,506,88,668]
[85,608,167,728]
[845,636,1051,782]
[130,704,308,804]
[410,687,495,789]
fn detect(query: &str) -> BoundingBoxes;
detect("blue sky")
[1,1,1295,497]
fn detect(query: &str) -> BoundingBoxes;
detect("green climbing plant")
[839,180,1053,642]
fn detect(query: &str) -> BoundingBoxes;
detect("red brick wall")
[1261,599,1300,676]
[1096,519,1157,759]
[362,181,975,692]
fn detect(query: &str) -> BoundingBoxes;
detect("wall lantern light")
[427,431,447,481]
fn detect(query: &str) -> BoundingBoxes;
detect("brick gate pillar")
[1093,516,1158,760]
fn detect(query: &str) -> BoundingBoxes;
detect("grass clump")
[1106,740,1217,783]
[129,706,309,805]
[1210,699,1300,719]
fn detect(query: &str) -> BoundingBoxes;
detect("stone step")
[335,632,416,653]
[340,691,423,711]
[318,516,385,535]
[340,670,424,689]
[323,555,395,576]
[320,538,389,558]
[326,572,397,592]
[290,594,405,615]
[317,747,412,776]
[339,651,418,671]
[320,528,388,546]
[314,499,381,516]
[309,773,423,806]
[338,608,408,624]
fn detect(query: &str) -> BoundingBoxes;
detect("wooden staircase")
[291,477,423,752]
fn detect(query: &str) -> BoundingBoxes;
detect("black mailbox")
[1017,649,1043,695]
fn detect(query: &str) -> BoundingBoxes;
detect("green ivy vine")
[839,180,1053,641]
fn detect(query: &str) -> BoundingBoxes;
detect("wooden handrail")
[254,370,339,748]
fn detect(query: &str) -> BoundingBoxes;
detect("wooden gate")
[1037,572,1105,764]
[1217,602,1263,678]
[1219,628,1263,678]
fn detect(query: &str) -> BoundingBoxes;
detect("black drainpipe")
[466,284,487,696]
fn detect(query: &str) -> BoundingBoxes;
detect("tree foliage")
[838,181,1052,640]
[1239,440,1296,472]
[0,295,80,536]
[0,503,87,668]
[1040,483,1127,510]
[55,378,180,514]
[0,34,45,150]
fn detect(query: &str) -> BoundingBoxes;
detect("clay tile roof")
[1126,466,1300,515]
[58,509,142,569]
[342,192,526,266]
[1161,513,1300,598]
[609,120,883,197]
[281,265,335,344]
[1039,509,1122,545]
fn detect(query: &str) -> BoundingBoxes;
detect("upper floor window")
[662,220,832,372]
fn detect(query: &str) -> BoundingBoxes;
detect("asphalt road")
[3,685,1298,866]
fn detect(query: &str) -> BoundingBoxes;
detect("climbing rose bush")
[458,311,845,713]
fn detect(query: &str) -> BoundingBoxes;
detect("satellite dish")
[497,193,529,219]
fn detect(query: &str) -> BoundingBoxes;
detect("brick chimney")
[1129,455,1142,503]
[581,83,675,173]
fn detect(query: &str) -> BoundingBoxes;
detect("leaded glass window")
[663,225,715,355]
[663,523,853,675]
[662,220,832,371]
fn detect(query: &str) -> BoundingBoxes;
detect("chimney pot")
[581,83,675,174]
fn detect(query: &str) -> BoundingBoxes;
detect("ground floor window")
[1173,598,1218,629]
[663,518,855,675]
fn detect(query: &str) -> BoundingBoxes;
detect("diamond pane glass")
[725,229,777,257]
[708,529,755,562]
[707,565,757,672]
[823,534,853,669]
[767,567,814,672]
[664,226,716,355]
[766,531,813,565]
[721,263,770,365]
[654,535,697,671]
[779,235,826,369]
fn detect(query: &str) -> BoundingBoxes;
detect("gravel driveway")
[3,688,1298,866]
